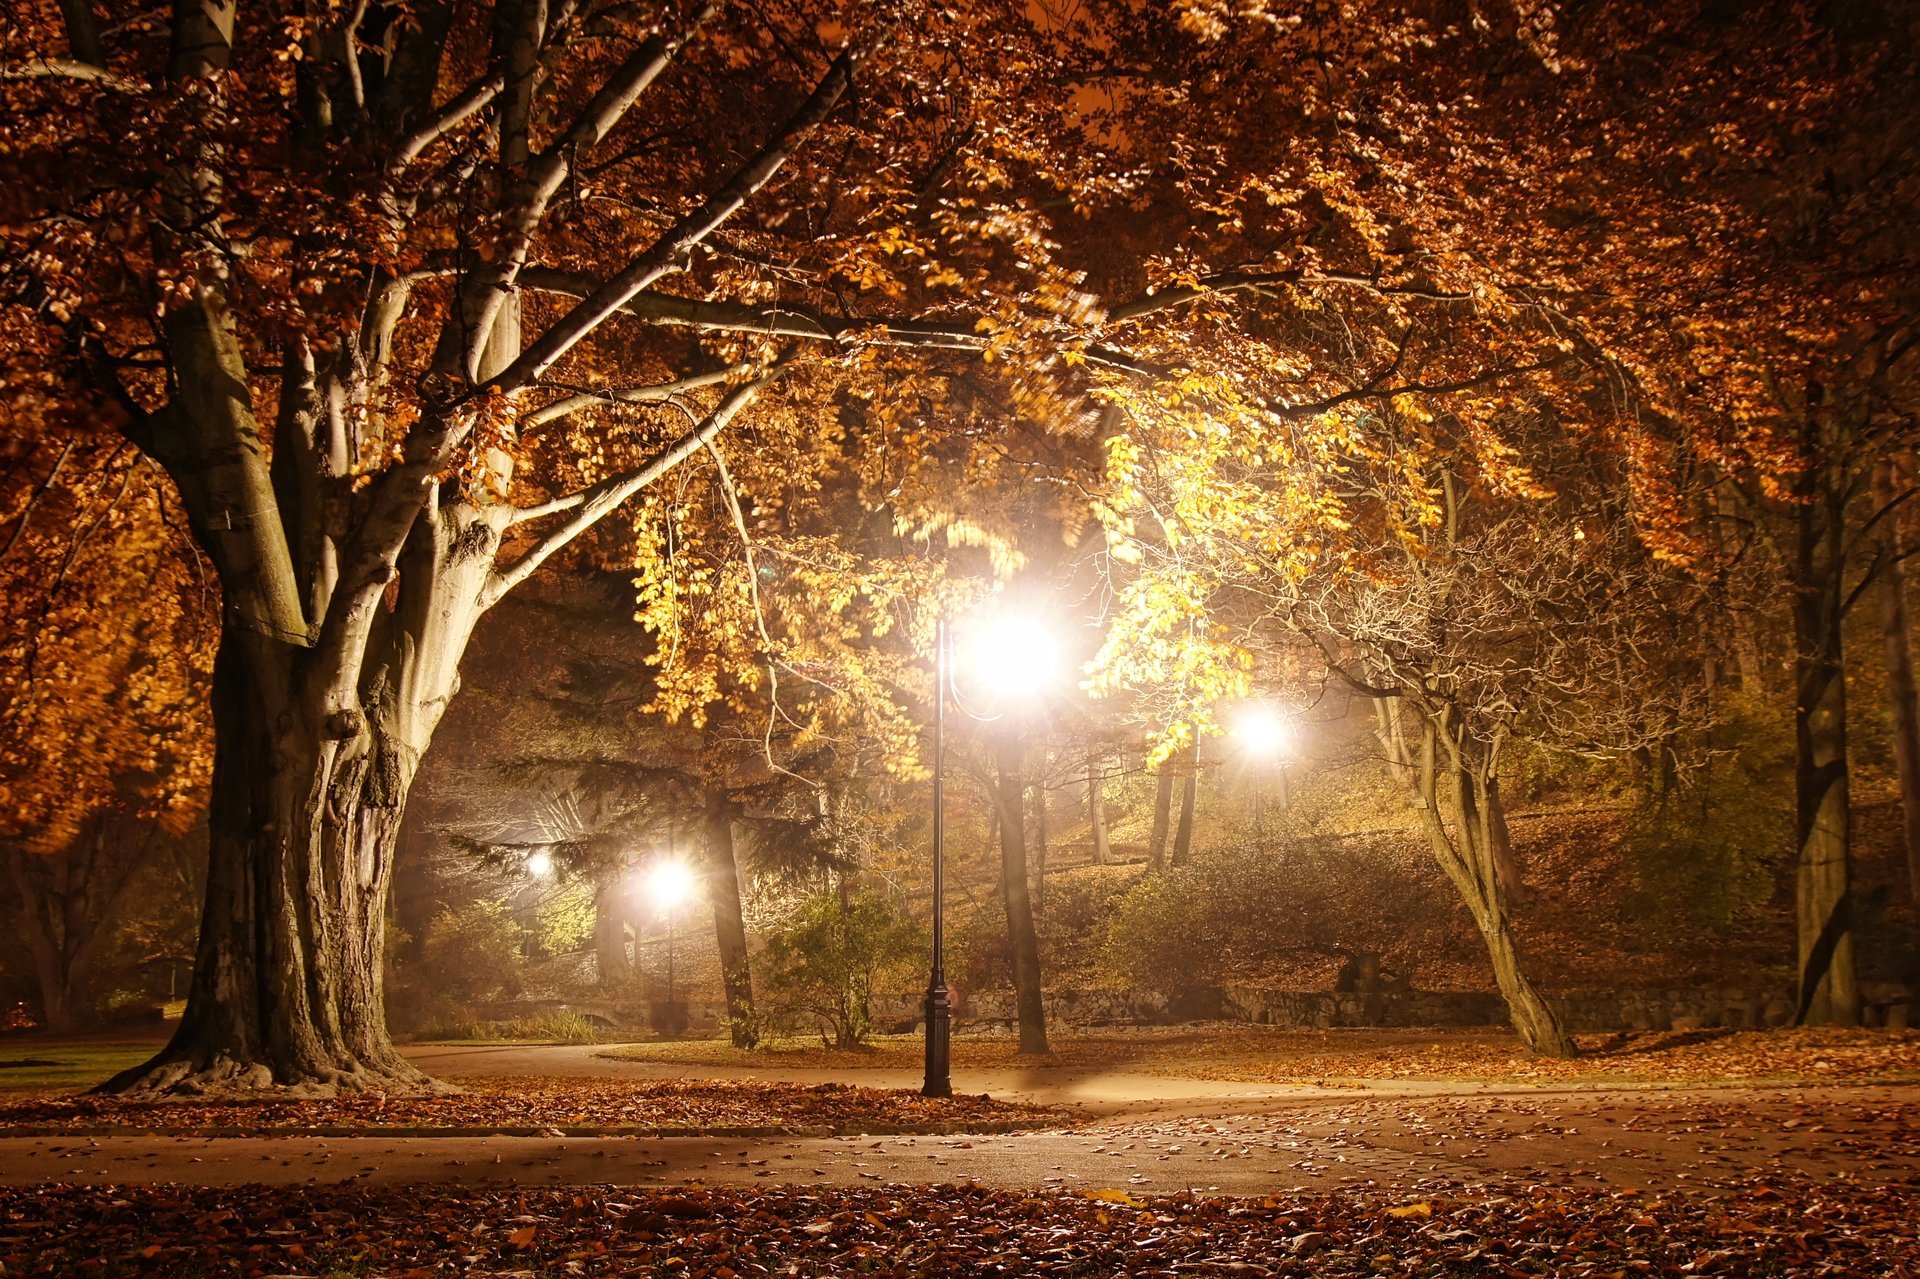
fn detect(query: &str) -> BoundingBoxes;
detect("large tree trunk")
[1875,457,1920,912]
[104,630,423,1093]
[704,800,758,1049]
[1087,754,1110,866]
[103,486,502,1095]
[1792,443,1861,1025]
[993,737,1048,1054]
[1170,742,1198,868]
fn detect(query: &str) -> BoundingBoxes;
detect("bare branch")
[0,58,141,89]
[520,363,750,431]
[517,268,1152,372]
[392,68,508,166]
[483,363,788,606]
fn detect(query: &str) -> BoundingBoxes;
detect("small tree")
[759,888,921,1049]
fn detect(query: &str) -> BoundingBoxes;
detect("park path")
[1,1039,1913,1197]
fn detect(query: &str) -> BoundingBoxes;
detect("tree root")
[95,1051,458,1099]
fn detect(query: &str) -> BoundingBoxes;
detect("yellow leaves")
[1386,1202,1433,1219]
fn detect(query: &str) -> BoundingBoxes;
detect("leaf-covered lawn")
[2,1178,1914,1277]
[0,1078,1058,1136]
[602,1026,1920,1086]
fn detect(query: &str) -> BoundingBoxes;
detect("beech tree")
[9,0,1316,1091]
[1,0,1125,1092]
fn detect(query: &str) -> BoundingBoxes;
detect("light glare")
[1232,708,1291,760]
[525,850,555,879]
[957,612,1064,703]
[648,858,698,911]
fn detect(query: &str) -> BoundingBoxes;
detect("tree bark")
[1147,766,1173,871]
[1030,752,1048,905]
[1391,700,1575,1058]
[704,800,758,1048]
[593,874,632,988]
[1792,438,1861,1025]
[1170,742,1198,868]
[1087,754,1110,866]
[993,736,1048,1054]
[1874,456,1920,911]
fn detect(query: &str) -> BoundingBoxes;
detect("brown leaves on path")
[2,1178,1915,1277]
[0,1077,1057,1137]
[1156,1026,1920,1087]
[605,1025,1920,1087]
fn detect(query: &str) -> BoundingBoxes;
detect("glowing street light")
[648,858,697,912]
[1230,703,1293,827]
[953,611,1067,707]
[1230,705,1292,761]
[923,603,1067,1098]
[647,857,698,1032]
[525,849,555,880]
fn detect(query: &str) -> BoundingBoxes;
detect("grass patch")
[0,1040,164,1092]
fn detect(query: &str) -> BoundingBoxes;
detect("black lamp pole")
[922,616,953,1098]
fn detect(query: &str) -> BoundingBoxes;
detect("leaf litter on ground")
[1,1176,1915,1277]
[0,1077,1059,1136]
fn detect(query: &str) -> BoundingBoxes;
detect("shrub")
[759,888,924,1047]
[411,1010,601,1043]
[417,899,525,1002]
[1100,835,1441,994]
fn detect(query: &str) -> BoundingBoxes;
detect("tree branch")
[492,42,867,392]
[520,363,750,431]
[482,363,787,607]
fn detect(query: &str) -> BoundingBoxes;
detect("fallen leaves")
[0,1077,1058,1136]
[599,1026,1920,1088]
[3,1179,1915,1277]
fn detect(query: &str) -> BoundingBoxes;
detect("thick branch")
[482,366,785,606]
[493,44,865,391]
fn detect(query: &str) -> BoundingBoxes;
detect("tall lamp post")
[923,616,953,1098]
[923,606,1062,1098]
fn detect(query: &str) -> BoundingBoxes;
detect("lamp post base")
[921,982,953,1098]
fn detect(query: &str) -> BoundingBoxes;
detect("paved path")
[4,1041,1914,1197]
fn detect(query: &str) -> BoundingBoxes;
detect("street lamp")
[923,605,1065,1098]
[648,857,697,1030]
[525,849,555,880]
[1230,704,1292,826]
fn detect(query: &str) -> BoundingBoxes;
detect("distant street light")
[648,857,697,1032]
[1230,704,1291,761]
[1230,704,1293,826]
[923,603,1065,1098]
[525,849,555,879]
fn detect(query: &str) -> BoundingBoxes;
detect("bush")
[759,888,924,1047]
[417,899,525,1002]
[1100,835,1441,994]
[411,1010,601,1043]
[951,866,1142,993]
